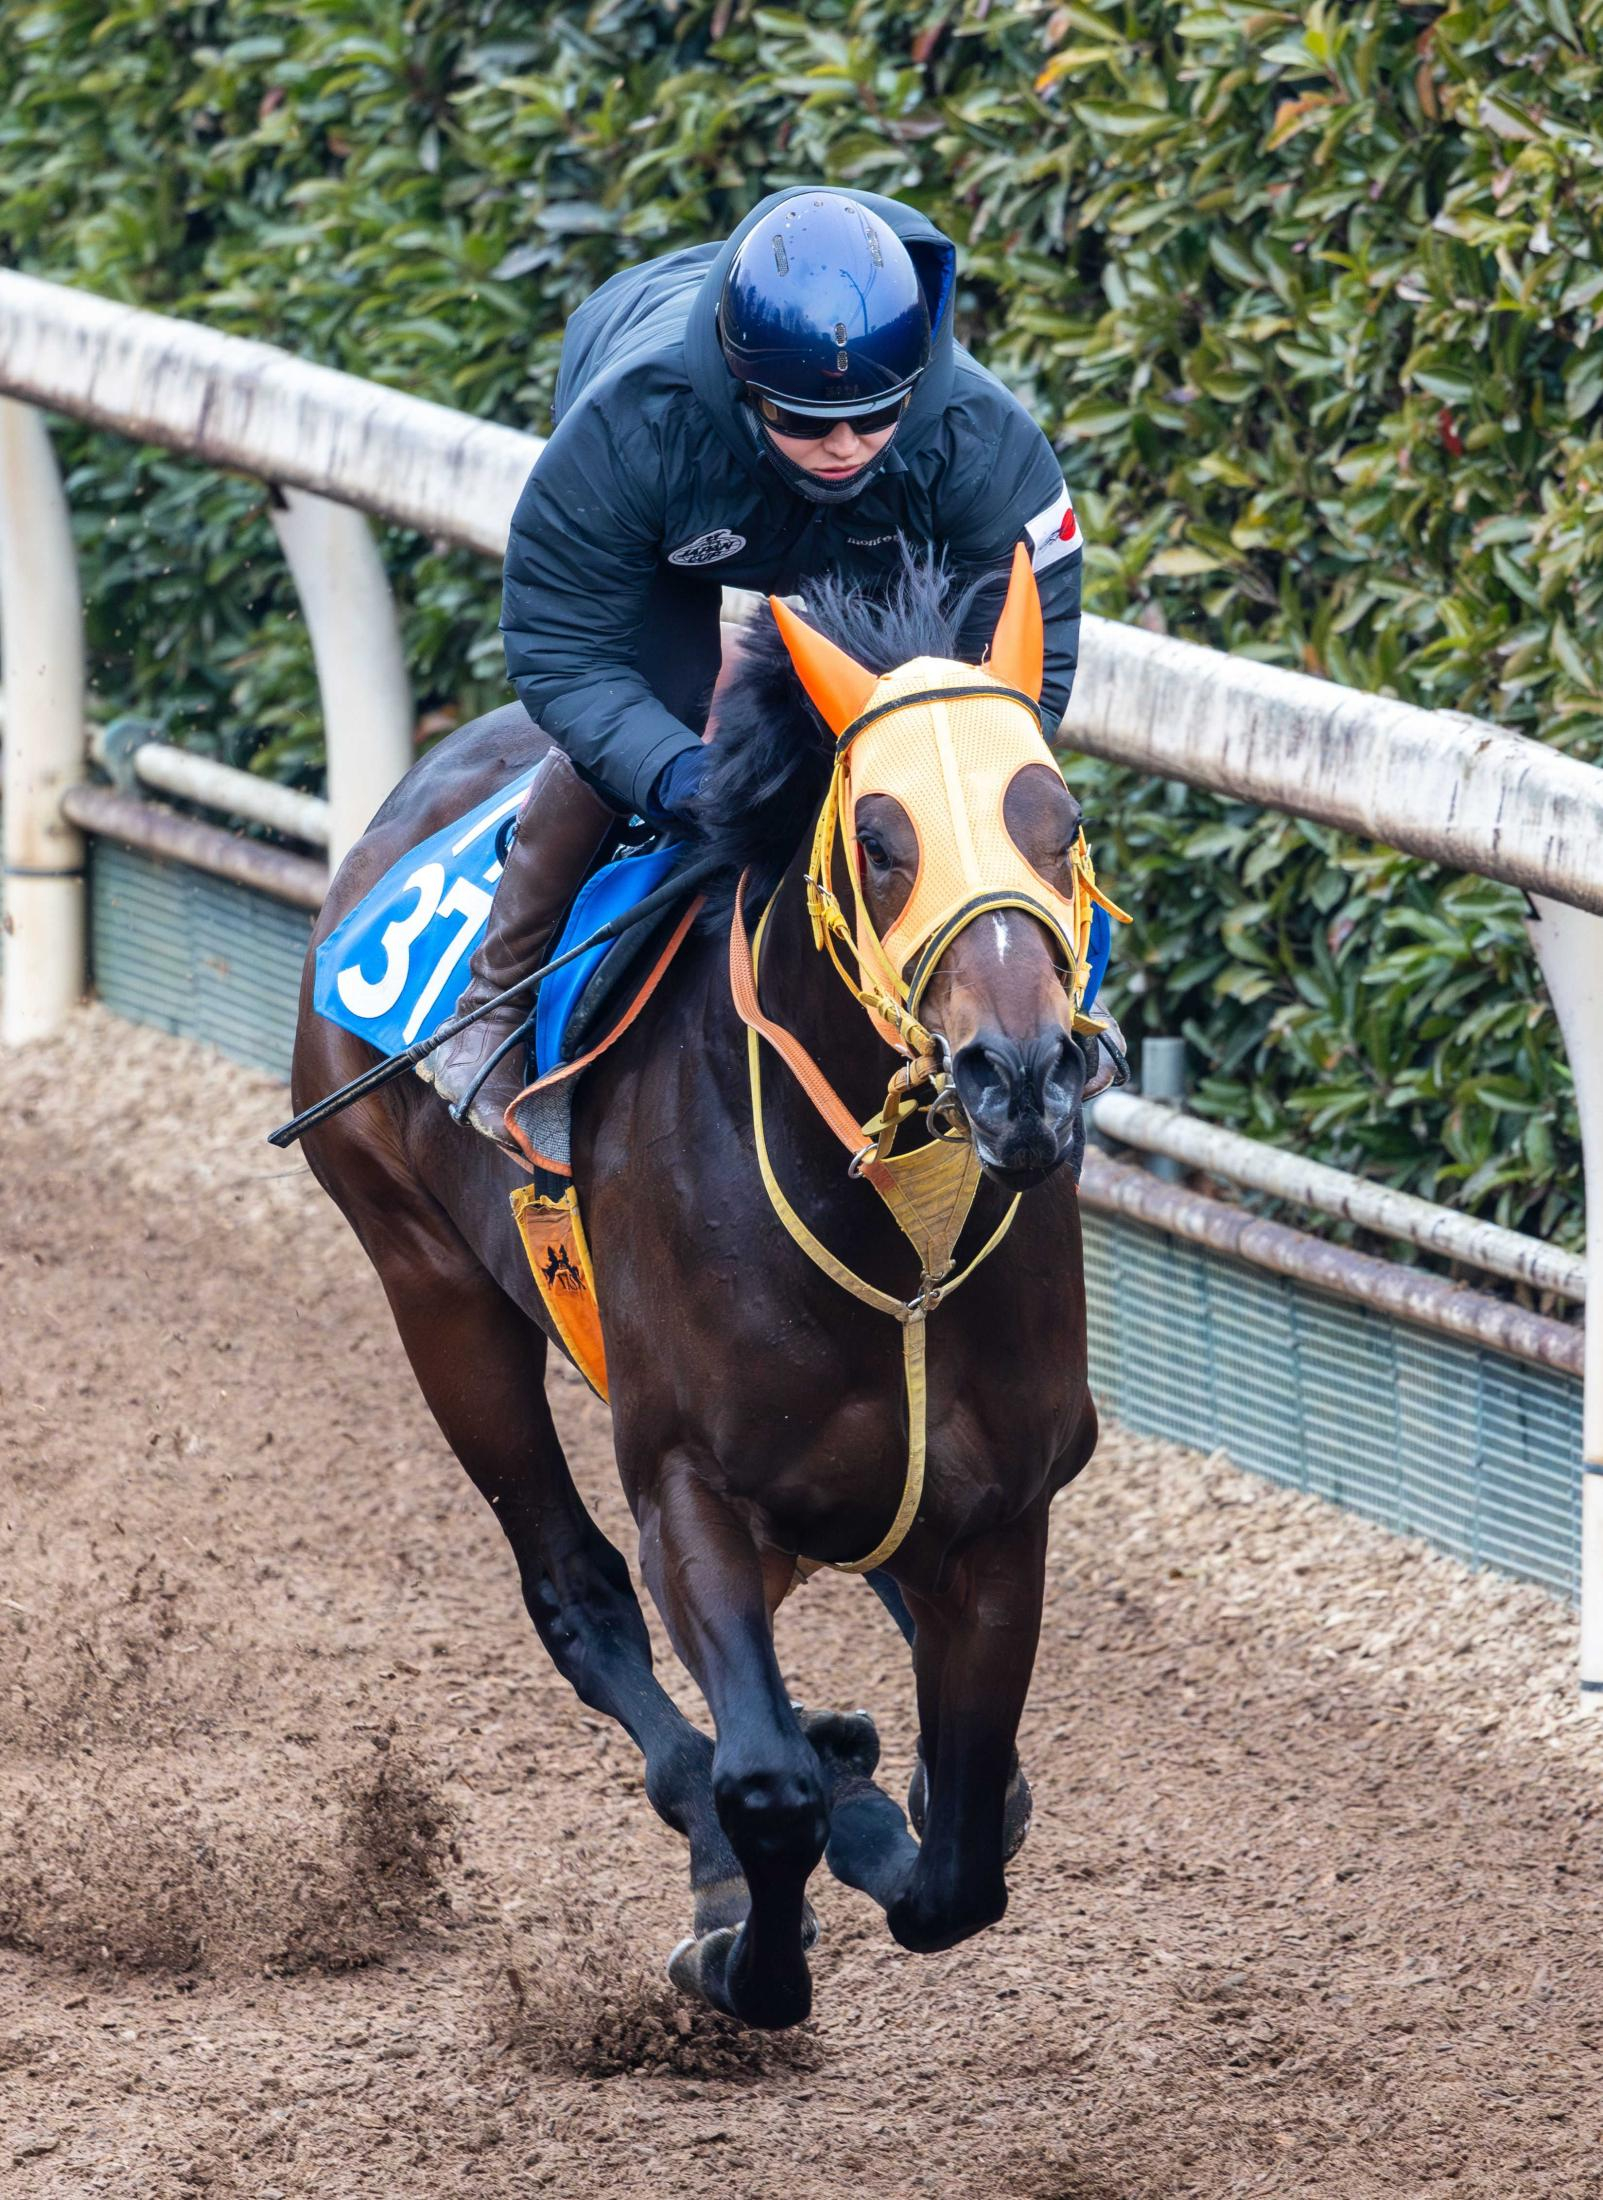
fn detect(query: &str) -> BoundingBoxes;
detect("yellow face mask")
[775,547,1128,1055]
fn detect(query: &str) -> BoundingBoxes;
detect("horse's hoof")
[1002,1764,1033,1862]
[801,1706,881,1783]
[668,1922,813,2028]
[667,1926,739,2015]
[692,1873,820,1949]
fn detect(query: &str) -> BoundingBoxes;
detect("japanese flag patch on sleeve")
[1024,482,1082,574]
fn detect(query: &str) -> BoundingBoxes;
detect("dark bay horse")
[292,553,1100,2029]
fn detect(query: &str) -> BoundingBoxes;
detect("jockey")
[422,186,1123,1140]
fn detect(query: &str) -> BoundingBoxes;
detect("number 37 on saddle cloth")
[310,772,704,1404]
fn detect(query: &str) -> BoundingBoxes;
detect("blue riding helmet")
[718,193,934,422]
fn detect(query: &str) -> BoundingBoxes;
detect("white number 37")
[334,861,494,1044]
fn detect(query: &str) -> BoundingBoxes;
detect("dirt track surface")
[2,1010,1601,2199]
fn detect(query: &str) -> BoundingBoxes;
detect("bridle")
[729,866,1018,1575]
[724,673,1124,1575]
[800,676,1119,1061]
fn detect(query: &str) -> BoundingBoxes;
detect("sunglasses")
[753,391,909,441]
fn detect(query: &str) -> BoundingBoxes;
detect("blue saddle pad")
[314,769,537,1058]
[534,842,684,1077]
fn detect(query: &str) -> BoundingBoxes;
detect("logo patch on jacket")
[667,528,747,568]
[1024,484,1082,574]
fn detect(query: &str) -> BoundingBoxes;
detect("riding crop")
[266,849,724,1151]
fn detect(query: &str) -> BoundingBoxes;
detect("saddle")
[533,838,691,1078]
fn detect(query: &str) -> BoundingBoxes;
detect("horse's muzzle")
[950,1028,1085,1190]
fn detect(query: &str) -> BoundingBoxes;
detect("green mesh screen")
[1082,1211,1583,1604]
[91,840,311,1079]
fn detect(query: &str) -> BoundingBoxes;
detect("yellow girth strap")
[740,888,1020,1574]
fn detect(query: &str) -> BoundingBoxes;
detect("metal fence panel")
[1083,1209,1583,1603]
[91,840,310,1079]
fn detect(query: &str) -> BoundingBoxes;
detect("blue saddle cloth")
[313,769,535,1059]
[313,768,685,1076]
[532,841,683,1076]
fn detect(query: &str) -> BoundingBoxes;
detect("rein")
[729,874,1020,1574]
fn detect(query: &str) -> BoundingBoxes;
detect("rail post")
[0,398,86,1043]
[269,486,413,873]
[1526,895,1603,1703]
[1138,1036,1187,1185]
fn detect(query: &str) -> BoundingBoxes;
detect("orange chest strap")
[728,870,901,1203]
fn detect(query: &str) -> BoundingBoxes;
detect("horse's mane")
[693,545,986,921]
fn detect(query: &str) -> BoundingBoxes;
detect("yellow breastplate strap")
[741,890,1020,1574]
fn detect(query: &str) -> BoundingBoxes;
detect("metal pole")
[1139,1035,1187,1184]
[59,782,326,911]
[1088,1086,1586,1302]
[0,399,86,1043]
[1080,1150,1583,1376]
[269,487,414,872]
[96,717,331,848]
[1526,894,1603,1702]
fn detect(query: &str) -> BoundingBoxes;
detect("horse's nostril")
[952,1038,1015,1121]
[954,1029,1082,1127]
[1039,1032,1083,1110]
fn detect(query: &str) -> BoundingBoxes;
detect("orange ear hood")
[985,542,1044,701]
[769,595,879,738]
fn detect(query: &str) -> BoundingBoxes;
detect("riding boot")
[418,747,614,1146]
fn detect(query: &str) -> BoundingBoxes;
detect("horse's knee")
[713,1745,828,1869]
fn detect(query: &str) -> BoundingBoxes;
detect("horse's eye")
[857,834,891,871]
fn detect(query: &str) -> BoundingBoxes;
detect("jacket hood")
[683,187,959,479]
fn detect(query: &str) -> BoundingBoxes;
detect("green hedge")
[0,0,1593,1251]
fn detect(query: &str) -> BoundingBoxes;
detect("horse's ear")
[768,596,878,738]
[985,542,1044,701]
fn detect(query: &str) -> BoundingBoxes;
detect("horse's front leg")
[636,1456,827,2029]
[888,1507,1049,1954]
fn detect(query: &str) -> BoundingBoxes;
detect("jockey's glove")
[651,743,712,822]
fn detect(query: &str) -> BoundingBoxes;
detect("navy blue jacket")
[500,188,1083,816]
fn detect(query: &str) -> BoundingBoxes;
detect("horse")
[291,547,1101,2031]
